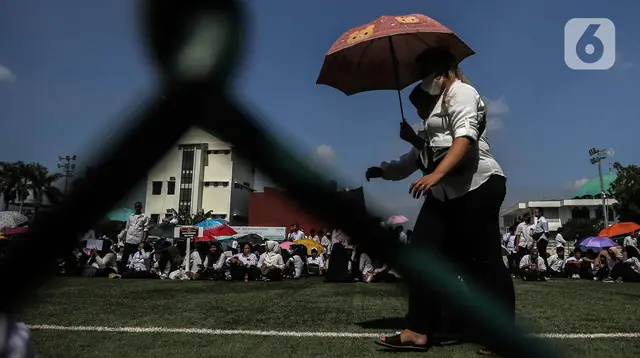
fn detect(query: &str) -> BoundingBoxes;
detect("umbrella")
[387,215,409,225]
[279,241,292,251]
[106,208,135,222]
[148,222,178,238]
[293,238,325,255]
[2,227,28,235]
[0,211,28,229]
[317,14,474,119]
[194,218,229,230]
[598,222,640,238]
[235,234,265,247]
[578,237,617,252]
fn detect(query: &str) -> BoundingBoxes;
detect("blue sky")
[1,0,639,226]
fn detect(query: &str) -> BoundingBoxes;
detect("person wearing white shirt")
[565,248,585,279]
[369,49,514,354]
[288,225,305,242]
[532,208,550,268]
[307,248,325,276]
[554,227,567,248]
[502,226,517,274]
[320,230,332,258]
[119,202,151,267]
[623,231,639,259]
[396,226,409,244]
[519,249,547,281]
[258,241,285,281]
[515,214,535,263]
[229,243,260,281]
[547,247,566,278]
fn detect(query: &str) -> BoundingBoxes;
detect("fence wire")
[0,1,561,357]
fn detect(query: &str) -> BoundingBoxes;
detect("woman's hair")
[413,48,473,116]
[158,250,171,271]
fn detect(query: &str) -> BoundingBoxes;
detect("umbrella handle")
[388,37,406,122]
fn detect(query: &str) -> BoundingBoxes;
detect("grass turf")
[18,277,640,357]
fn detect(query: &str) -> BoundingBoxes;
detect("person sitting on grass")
[118,241,152,279]
[152,245,173,279]
[307,247,325,276]
[258,240,285,281]
[324,243,352,283]
[596,247,624,283]
[91,244,119,277]
[609,256,640,283]
[286,244,307,279]
[229,243,260,282]
[547,247,567,278]
[204,242,228,280]
[564,248,584,279]
[519,248,547,281]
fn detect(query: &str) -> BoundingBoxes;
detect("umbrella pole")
[388,36,406,122]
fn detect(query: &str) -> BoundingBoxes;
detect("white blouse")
[380,80,504,201]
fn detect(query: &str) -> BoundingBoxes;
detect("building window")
[150,214,160,225]
[208,149,231,155]
[204,181,229,188]
[152,181,162,195]
[179,147,196,213]
[167,181,176,195]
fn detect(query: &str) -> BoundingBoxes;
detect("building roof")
[574,172,617,197]
[501,198,618,216]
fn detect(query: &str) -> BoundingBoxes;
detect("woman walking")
[367,49,515,355]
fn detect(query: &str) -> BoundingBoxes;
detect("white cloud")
[313,144,336,162]
[564,178,590,191]
[0,64,16,83]
[483,96,509,132]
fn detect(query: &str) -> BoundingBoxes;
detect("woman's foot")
[244,274,249,282]
[374,329,429,351]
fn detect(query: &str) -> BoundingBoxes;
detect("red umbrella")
[194,225,237,242]
[3,226,28,235]
[317,14,474,119]
[598,222,640,238]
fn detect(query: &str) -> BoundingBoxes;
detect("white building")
[500,198,618,233]
[144,127,254,225]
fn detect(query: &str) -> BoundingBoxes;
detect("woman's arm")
[257,254,265,267]
[379,149,420,181]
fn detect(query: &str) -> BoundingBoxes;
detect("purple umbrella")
[578,236,617,252]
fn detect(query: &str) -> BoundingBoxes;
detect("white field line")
[27,324,640,340]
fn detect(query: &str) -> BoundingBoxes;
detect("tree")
[610,162,640,223]
[562,218,603,242]
[168,208,213,225]
[0,161,29,211]
[26,163,64,214]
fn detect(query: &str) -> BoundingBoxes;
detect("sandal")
[374,334,430,351]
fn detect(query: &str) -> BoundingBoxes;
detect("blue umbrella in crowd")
[106,208,135,222]
[578,236,617,252]
[194,218,228,230]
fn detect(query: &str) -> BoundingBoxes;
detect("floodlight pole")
[589,148,614,228]
[57,155,77,196]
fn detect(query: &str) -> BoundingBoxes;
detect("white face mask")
[420,74,444,95]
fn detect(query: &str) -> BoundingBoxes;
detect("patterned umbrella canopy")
[574,173,616,197]
[0,211,28,230]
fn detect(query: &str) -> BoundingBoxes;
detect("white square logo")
[564,18,615,70]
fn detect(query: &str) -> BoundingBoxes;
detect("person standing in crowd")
[515,214,534,266]
[532,208,550,271]
[623,230,639,259]
[502,226,517,274]
[368,49,514,355]
[554,227,567,248]
[395,225,408,244]
[118,202,151,271]
[288,224,304,242]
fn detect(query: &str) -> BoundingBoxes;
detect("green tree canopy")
[610,162,640,224]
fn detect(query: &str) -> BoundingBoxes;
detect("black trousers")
[536,239,549,274]
[121,243,138,272]
[406,175,515,340]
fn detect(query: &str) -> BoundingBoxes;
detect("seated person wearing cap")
[307,248,325,276]
[519,248,547,281]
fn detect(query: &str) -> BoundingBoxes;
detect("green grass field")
[18,278,640,357]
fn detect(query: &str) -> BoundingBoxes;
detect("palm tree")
[0,161,28,211]
[26,163,63,214]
